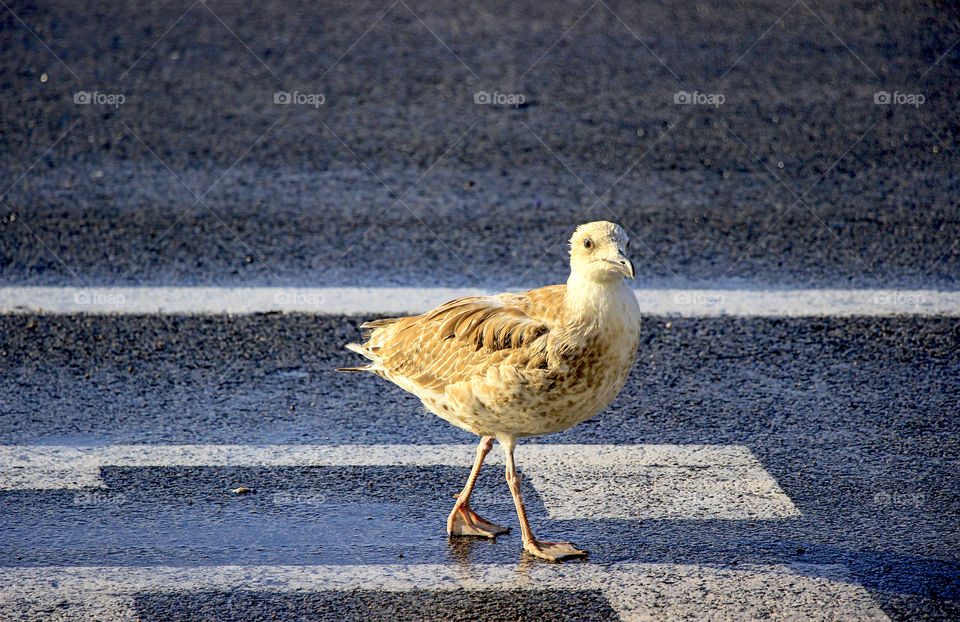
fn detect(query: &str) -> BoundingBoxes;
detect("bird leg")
[447,435,510,538]
[503,438,587,561]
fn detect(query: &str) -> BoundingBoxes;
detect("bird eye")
[583,238,592,249]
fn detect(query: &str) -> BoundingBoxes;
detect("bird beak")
[606,250,635,279]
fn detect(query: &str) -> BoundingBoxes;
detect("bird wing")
[364,288,563,393]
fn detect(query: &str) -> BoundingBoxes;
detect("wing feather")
[354,291,559,392]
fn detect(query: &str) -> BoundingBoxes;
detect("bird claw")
[523,540,588,561]
[447,505,510,538]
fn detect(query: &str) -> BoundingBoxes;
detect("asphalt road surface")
[0,313,958,620]
[1,0,958,290]
[1,0,959,620]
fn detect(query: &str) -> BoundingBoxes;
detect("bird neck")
[564,272,628,326]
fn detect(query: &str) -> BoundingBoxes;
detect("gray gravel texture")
[1,0,958,289]
[132,589,619,622]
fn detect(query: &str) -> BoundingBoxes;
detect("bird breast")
[552,284,640,406]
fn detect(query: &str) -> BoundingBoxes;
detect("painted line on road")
[1,286,957,316]
[0,562,891,621]
[0,444,800,520]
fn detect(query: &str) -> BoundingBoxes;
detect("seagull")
[337,221,641,560]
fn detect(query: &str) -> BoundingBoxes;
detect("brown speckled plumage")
[337,221,641,560]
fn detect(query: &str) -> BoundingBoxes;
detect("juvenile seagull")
[337,221,641,560]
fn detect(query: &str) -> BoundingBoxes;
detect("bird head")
[569,221,634,282]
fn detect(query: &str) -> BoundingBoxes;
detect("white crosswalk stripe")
[6,444,892,619]
[1,286,958,316]
[0,563,891,621]
[0,444,799,520]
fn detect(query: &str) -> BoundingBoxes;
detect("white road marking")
[0,444,799,520]
[0,562,890,621]
[1,286,957,316]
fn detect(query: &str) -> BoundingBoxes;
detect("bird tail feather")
[335,342,380,372]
